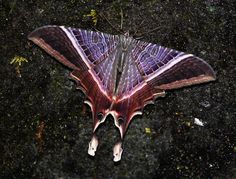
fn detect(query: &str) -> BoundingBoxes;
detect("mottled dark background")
[0,0,235,178]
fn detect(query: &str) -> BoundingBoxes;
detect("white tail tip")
[113,142,123,162]
[88,136,99,156]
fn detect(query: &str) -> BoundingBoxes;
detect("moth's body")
[113,34,136,95]
[28,25,215,162]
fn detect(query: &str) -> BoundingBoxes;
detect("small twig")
[35,120,45,152]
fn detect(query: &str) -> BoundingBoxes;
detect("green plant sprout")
[10,56,28,77]
[145,127,151,134]
[85,9,98,26]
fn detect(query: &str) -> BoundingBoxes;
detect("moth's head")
[120,32,136,50]
[124,31,130,37]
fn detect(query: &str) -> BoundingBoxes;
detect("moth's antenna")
[120,8,124,31]
[138,26,163,37]
[133,19,145,37]
[98,12,123,34]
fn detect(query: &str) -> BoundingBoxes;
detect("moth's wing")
[113,57,158,137]
[28,26,88,70]
[133,41,216,90]
[114,40,215,137]
[28,26,119,129]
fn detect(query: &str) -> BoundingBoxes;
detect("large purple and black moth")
[28,26,216,162]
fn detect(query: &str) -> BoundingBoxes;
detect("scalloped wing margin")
[28,26,118,131]
[114,42,215,137]
[28,26,216,138]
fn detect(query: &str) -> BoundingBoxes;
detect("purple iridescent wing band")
[28,25,216,162]
[28,26,119,131]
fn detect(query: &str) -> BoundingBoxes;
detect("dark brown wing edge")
[148,56,216,90]
[28,26,112,130]
[114,55,216,138]
[28,25,88,70]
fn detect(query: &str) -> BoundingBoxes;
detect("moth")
[28,26,216,162]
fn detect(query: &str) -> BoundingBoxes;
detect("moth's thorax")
[119,34,136,50]
[111,35,136,96]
